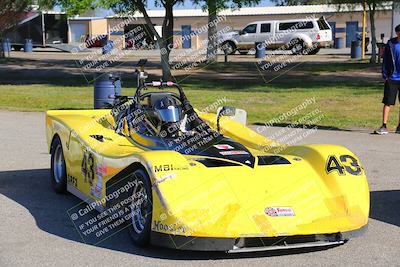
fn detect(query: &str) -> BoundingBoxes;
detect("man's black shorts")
[382,80,400,105]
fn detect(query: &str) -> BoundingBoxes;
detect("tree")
[192,0,260,63]
[108,0,184,80]
[271,0,327,5]
[56,0,183,80]
[0,0,33,57]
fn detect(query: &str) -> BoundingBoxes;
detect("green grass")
[201,60,378,73]
[0,59,393,130]
[0,83,395,130]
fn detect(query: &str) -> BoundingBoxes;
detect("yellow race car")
[45,79,369,252]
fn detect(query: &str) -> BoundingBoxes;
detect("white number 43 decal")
[326,155,362,176]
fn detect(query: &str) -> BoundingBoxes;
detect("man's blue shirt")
[382,38,400,81]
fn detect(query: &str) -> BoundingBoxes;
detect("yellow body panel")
[45,109,369,239]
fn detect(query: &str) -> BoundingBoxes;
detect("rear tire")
[128,169,153,246]
[50,136,67,194]
[290,39,306,55]
[307,47,320,55]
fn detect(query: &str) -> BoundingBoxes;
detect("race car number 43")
[326,155,362,176]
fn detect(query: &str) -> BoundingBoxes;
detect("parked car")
[85,34,108,48]
[219,16,333,55]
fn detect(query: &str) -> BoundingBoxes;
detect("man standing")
[375,24,400,135]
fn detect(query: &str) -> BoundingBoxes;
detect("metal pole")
[362,1,367,60]
[392,1,395,38]
[41,12,46,47]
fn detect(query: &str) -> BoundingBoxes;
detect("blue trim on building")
[110,31,124,35]
[335,28,346,33]
[173,31,196,35]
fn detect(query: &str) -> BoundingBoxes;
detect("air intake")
[258,156,291,166]
[193,158,241,167]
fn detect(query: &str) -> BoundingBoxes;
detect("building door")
[181,25,191,49]
[70,22,88,43]
[329,21,336,46]
[346,21,358,47]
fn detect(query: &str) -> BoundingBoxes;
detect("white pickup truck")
[219,17,333,55]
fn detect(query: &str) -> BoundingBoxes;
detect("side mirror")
[217,106,236,117]
[216,106,236,133]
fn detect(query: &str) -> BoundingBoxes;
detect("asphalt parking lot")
[0,111,399,267]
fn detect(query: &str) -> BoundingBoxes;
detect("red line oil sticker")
[265,207,295,217]
[213,144,234,150]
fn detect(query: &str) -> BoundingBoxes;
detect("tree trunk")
[135,0,172,80]
[0,36,4,58]
[206,0,218,63]
[161,3,173,81]
[368,3,377,63]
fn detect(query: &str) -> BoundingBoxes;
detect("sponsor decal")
[265,207,295,217]
[213,144,234,150]
[219,150,249,156]
[90,165,106,199]
[153,173,177,187]
[152,220,187,234]
[153,164,189,172]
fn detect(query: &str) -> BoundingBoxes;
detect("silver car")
[219,16,333,55]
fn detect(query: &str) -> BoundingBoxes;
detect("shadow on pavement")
[370,190,400,228]
[0,57,382,91]
[0,168,397,259]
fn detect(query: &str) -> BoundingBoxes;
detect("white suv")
[219,17,333,55]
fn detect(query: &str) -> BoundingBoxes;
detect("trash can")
[24,39,33,53]
[94,73,121,109]
[335,37,344,49]
[377,42,386,64]
[1,38,11,53]
[351,41,362,59]
[255,42,266,58]
[102,41,114,55]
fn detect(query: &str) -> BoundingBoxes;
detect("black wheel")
[307,47,320,55]
[290,39,306,55]
[13,46,22,51]
[221,41,236,55]
[239,50,248,55]
[128,169,153,246]
[50,136,67,193]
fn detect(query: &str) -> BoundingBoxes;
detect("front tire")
[50,136,67,193]
[128,169,153,246]
[221,41,236,55]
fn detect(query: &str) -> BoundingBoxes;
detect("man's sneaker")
[374,126,389,135]
[396,125,400,134]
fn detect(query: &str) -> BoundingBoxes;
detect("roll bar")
[133,81,191,110]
